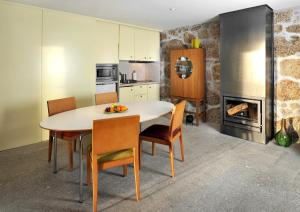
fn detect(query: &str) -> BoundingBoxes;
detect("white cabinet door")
[0,2,42,151]
[134,28,150,61]
[148,31,160,61]
[135,94,147,102]
[119,25,135,60]
[134,85,148,95]
[147,84,160,101]
[42,10,96,139]
[94,21,119,63]
[119,87,135,103]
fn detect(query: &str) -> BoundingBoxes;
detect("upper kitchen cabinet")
[119,25,135,60]
[135,29,160,61]
[119,25,160,62]
[94,21,119,63]
[0,2,42,151]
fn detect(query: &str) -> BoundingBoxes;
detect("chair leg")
[87,155,91,185]
[48,135,53,162]
[73,138,77,152]
[92,157,98,212]
[139,139,142,170]
[169,144,175,178]
[179,132,185,162]
[133,148,141,201]
[67,141,73,171]
[152,143,155,156]
[123,165,128,177]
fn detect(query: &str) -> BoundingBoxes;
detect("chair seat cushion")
[140,124,170,141]
[88,145,133,163]
[50,131,80,139]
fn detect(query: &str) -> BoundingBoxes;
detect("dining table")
[40,100,174,202]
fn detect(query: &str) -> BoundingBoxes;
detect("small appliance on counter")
[132,70,137,81]
[96,64,118,94]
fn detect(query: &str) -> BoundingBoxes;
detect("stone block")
[276,80,300,101]
[274,25,283,33]
[275,36,300,57]
[286,24,300,33]
[280,59,300,79]
[212,63,221,80]
[275,9,293,23]
[206,107,220,123]
[183,32,195,44]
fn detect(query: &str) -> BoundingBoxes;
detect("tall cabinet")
[170,48,206,125]
[0,2,42,150]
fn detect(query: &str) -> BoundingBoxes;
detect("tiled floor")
[1,118,300,211]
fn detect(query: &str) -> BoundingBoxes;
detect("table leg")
[53,132,57,174]
[79,134,83,203]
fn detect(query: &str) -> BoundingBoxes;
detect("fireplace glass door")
[223,96,261,129]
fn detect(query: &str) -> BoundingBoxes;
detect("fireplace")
[223,96,261,131]
[220,5,274,144]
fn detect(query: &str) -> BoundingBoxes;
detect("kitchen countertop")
[119,81,160,87]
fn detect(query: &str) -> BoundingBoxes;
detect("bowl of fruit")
[104,104,128,113]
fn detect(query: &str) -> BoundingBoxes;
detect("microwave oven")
[96,64,118,83]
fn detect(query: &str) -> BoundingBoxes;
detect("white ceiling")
[6,0,300,30]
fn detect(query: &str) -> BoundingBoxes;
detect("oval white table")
[40,100,174,202]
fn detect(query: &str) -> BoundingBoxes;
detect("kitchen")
[1,0,300,211]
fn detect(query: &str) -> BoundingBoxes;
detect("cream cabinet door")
[94,21,119,63]
[147,84,160,101]
[42,10,96,139]
[148,31,160,61]
[135,94,147,102]
[134,28,150,61]
[0,2,42,151]
[119,25,135,61]
[119,87,135,103]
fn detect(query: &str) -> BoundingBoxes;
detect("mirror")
[175,56,193,79]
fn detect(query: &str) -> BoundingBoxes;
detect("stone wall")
[274,7,300,137]
[160,18,221,123]
[160,6,300,138]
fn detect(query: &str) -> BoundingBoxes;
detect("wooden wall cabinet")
[170,48,205,100]
[170,48,206,125]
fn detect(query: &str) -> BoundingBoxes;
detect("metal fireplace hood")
[220,5,274,144]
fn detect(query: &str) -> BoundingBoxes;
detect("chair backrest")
[92,115,140,155]
[47,97,76,116]
[169,100,186,138]
[95,92,118,105]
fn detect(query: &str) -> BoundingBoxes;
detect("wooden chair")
[95,92,118,105]
[47,97,79,171]
[86,115,140,212]
[139,100,186,178]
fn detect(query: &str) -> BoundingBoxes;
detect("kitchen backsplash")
[119,61,160,82]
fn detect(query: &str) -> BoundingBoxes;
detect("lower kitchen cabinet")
[147,84,160,100]
[119,86,135,102]
[119,84,160,103]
